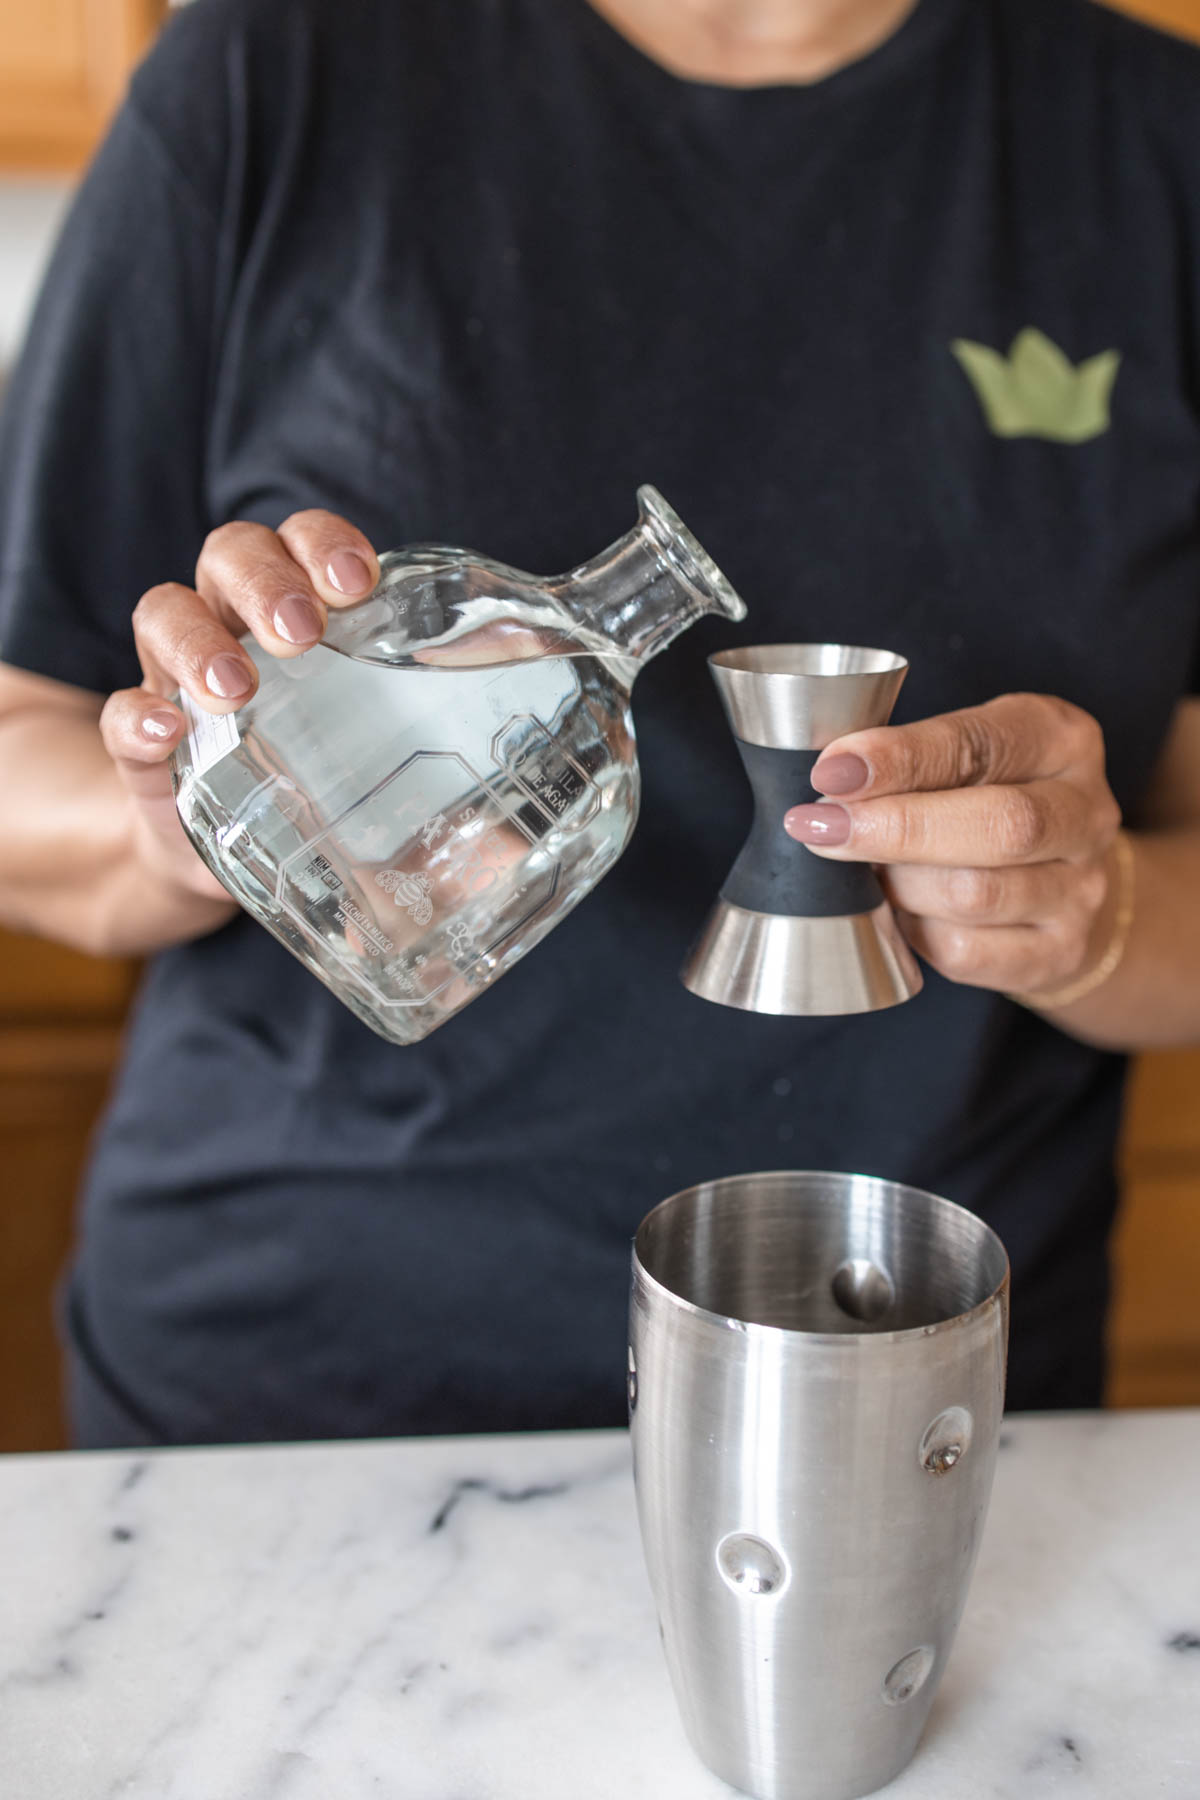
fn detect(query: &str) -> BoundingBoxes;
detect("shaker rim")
[632,1168,1011,1347]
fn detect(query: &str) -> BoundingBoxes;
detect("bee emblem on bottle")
[375,868,434,926]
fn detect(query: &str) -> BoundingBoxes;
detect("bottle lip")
[637,485,748,623]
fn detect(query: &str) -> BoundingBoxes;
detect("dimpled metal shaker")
[629,1171,1009,1800]
[681,644,923,1015]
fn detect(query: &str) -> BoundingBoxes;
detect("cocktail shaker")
[629,1170,1009,1800]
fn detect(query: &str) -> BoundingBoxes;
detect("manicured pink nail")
[141,708,179,741]
[205,654,254,699]
[326,550,373,596]
[812,753,869,796]
[784,803,851,846]
[273,593,323,644]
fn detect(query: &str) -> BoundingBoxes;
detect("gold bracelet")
[1010,830,1136,1012]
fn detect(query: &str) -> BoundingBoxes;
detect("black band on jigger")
[719,744,883,919]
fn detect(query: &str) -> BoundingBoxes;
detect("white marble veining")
[0,1412,1197,1799]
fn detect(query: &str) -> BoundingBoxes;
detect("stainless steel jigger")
[681,644,923,1015]
[630,1171,1011,1800]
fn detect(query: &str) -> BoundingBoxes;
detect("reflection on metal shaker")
[630,1170,1009,1800]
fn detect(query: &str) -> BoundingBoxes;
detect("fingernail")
[206,654,254,700]
[273,593,324,645]
[812,753,869,796]
[141,708,179,741]
[784,803,851,846]
[325,550,373,596]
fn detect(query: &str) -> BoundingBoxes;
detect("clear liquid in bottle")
[171,487,746,1043]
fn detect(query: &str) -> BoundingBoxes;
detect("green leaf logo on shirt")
[951,329,1121,443]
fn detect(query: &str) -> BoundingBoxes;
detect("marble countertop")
[0,1411,1198,1799]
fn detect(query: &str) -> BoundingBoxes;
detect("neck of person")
[585,0,921,85]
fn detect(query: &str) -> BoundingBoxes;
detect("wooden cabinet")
[0,931,139,1449]
[1111,1052,1200,1406]
[1107,0,1200,34]
[0,0,167,171]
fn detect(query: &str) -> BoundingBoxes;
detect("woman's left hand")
[783,693,1123,998]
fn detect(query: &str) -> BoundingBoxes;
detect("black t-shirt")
[2,0,1199,1442]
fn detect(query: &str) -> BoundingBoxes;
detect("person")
[0,0,1198,1448]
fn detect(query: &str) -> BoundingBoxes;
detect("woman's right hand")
[99,509,380,915]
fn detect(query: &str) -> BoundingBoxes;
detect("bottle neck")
[555,490,745,668]
[556,530,705,667]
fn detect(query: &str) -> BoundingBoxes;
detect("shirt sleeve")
[0,97,220,697]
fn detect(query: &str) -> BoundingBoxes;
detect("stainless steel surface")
[680,898,922,1015]
[630,1171,1010,1800]
[709,644,908,751]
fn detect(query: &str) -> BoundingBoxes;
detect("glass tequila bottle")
[171,487,746,1044]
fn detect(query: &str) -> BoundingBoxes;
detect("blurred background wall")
[0,0,1198,1450]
